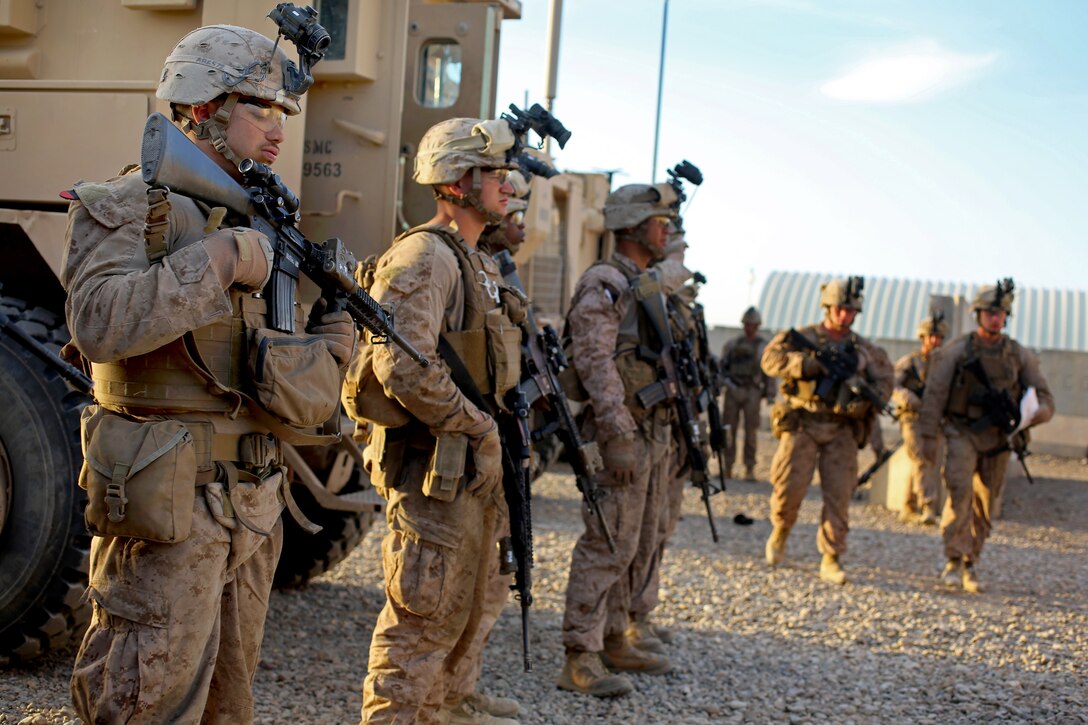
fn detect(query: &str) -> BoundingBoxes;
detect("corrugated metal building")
[758,271,1088,353]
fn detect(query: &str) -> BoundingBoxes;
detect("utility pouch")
[364,424,407,492]
[770,400,800,439]
[79,405,196,542]
[485,309,522,406]
[248,328,340,427]
[342,344,411,427]
[421,432,468,502]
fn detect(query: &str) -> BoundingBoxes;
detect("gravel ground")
[3,430,1086,724]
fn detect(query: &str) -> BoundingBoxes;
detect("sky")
[494,0,1088,327]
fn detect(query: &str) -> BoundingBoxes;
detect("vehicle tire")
[0,297,91,666]
[273,444,376,589]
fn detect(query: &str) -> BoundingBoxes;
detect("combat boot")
[444,699,519,725]
[961,562,983,593]
[898,508,919,524]
[919,505,938,527]
[464,692,521,718]
[765,525,790,567]
[601,633,672,674]
[651,621,674,645]
[819,553,847,585]
[557,651,634,698]
[940,557,963,587]
[626,615,666,654]
[744,466,756,481]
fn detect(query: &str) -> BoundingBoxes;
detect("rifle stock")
[140,113,427,366]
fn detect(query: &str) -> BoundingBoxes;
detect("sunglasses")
[509,210,525,225]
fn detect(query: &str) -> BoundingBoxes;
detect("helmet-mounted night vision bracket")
[267,3,330,97]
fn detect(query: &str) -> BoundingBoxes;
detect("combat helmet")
[820,276,864,312]
[972,278,1015,316]
[741,306,762,326]
[413,117,518,223]
[916,311,950,339]
[604,184,678,230]
[158,25,301,165]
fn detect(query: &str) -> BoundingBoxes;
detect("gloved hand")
[602,433,639,485]
[801,353,826,379]
[307,298,357,367]
[467,423,503,498]
[204,227,273,291]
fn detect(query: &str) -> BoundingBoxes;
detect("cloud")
[821,40,998,103]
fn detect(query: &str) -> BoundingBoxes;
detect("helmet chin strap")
[433,168,505,225]
[182,93,243,167]
[618,220,666,262]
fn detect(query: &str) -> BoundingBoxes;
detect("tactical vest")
[586,258,666,418]
[945,334,1022,422]
[350,224,521,425]
[725,336,764,385]
[783,325,864,416]
[92,290,268,417]
[90,183,266,423]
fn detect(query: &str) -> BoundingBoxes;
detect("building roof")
[757,271,1088,352]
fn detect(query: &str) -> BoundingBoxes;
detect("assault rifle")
[962,357,1036,485]
[493,251,615,553]
[631,271,721,543]
[434,335,535,671]
[688,296,729,490]
[783,328,894,417]
[140,113,427,367]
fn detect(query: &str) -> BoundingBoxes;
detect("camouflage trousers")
[722,384,762,471]
[443,504,511,706]
[940,426,1010,562]
[562,414,671,652]
[768,418,858,556]
[629,437,687,619]
[362,461,502,725]
[71,471,285,725]
[900,418,941,513]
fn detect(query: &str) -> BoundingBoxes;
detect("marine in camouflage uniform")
[891,313,948,525]
[64,25,353,723]
[344,117,523,725]
[720,307,775,480]
[557,183,681,698]
[440,183,533,723]
[761,278,893,584]
[918,281,1053,593]
[624,230,696,655]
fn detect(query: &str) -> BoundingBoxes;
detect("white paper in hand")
[1014,386,1039,435]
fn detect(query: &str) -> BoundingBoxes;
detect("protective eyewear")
[649,215,673,226]
[509,210,525,225]
[237,101,288,132]
[481,167,511,182]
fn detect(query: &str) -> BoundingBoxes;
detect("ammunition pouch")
[365,423,432,493]
[421,432,468,501]
[79,405,197,543]
[484,309,522,409]
[248,327,341,428]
